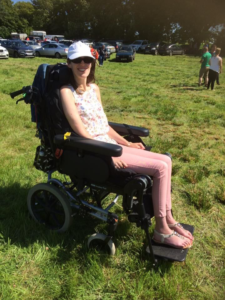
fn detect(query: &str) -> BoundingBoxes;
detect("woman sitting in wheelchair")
[60,41,194,249]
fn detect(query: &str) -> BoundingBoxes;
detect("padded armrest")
[54,134,122,157]
[109,122,149,137]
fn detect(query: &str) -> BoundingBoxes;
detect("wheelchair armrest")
[109,122,149,137]
[54,134,122,157]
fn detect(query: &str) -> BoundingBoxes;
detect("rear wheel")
[55,52,61,58]
[27,183,72,232]
[35,51,40,57]
[14,51,18,58]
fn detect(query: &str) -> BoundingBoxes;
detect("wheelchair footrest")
[150,224,194,262]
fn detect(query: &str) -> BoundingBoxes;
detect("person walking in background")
[198,47,211,87]
[89,44,99,66]
[98,45,106,66]
[207,48,222,90]
[210,44,220,85]
[89,44,99,60]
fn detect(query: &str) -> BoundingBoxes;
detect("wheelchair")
[10,63,194,266]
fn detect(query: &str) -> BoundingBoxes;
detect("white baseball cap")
[67,41,95,60]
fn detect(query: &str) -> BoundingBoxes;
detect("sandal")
[153,230,192,249]
[168,223,194,241]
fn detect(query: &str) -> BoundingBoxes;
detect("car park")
[101,40,122,52]
[59,40,73,47]
[116,45,135,62]
[1,40,35,58]
[0,45,9,59]
[158,44,185,55]
[129,40,148,52]
[22,40,41,50]
[93,42,115,54]
[92,43,111,59]
[144,42,166,55]
[35,43,68,58]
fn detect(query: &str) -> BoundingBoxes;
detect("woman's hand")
[112,157,128,169]
[128,142,145,149]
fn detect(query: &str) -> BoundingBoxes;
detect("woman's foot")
[166,210,194,241]
[153,229,192,249]
[168,223,194,241]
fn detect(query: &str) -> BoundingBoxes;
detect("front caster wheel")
[87,233,116,255]
[27,183,72,232]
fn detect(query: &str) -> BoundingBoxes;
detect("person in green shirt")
[199,47,212,86]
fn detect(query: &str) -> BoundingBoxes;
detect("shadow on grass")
[108,58,132,63]
[170,84,204,91]
[0,183,175,271]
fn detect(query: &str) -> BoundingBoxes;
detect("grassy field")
[0,53,225,300]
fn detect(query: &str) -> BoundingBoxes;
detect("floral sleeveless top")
[68,84,117,144]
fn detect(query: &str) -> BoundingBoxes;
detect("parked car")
[116,45,135,62]
[129,40,148,52]
[35,43,68,58]
[59,40,73,47]
[144,42,166,55]
[93,42,115,53]
[102,40,122,52]
[22,40,41,50]
[1,40,35,58]
[80,39,93,47]
[92,43,111,59]
[158,44,185,56]
[0,45,9,59]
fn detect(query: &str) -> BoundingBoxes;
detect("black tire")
[14,51,18,58]
[55,52,61,58]
[88,233,116,255]
[27,183,72,232]
[35,51,40,57]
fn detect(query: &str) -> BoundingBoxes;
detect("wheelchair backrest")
[31,63,76,142]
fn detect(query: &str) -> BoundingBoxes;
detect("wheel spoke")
[34,195,46,207]
[51,213,61,227]
[48,208,65,216]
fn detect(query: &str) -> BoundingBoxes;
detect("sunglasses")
[71,57,94,64]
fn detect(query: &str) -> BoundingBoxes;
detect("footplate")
[150,223,194,262]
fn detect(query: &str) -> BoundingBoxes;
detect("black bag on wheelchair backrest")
[44,63,75,136]
[31,63,75,139]
[31,63,76,172]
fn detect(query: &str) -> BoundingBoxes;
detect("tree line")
[1,0,225,49]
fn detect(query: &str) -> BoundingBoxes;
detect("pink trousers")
[118,146,172,217]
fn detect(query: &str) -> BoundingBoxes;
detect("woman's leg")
[118,147,193,247]
[119,147,172,216]
[207,69,213,89]
[217,73,220,85]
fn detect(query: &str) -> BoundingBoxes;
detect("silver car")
[22,40,41,50]
[0,45,9,59]
[35,43,68,58]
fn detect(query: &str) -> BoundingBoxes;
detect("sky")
[12,0,31,3]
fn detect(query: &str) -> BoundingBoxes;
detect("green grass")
[0,54,225,300]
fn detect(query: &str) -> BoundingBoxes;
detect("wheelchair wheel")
[87,233,116,255]
[27,183,72,232]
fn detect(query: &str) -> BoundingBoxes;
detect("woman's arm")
[219,58,222,73]
[108,126,145,149]
[60,86,93,139]
[93,84,145,149]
